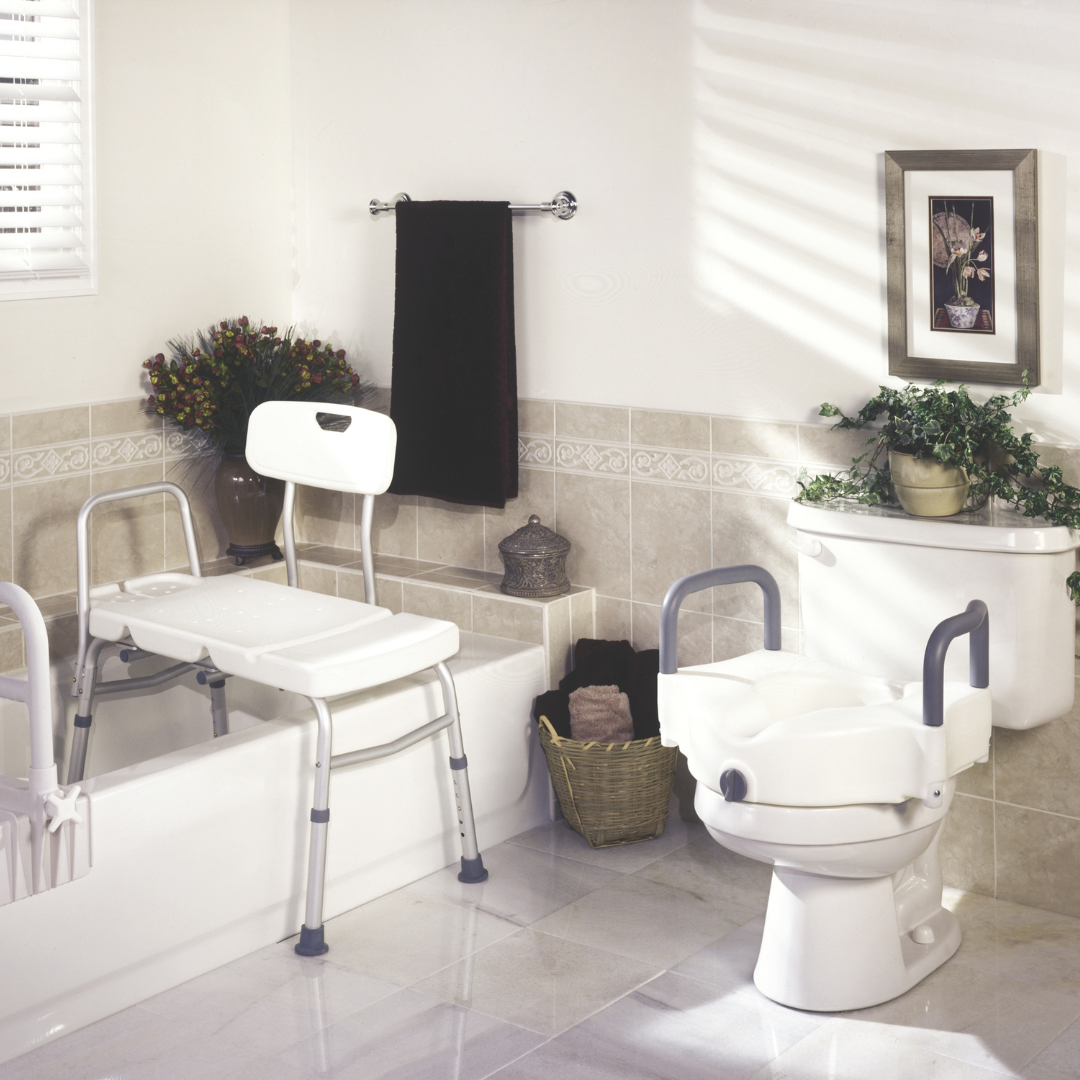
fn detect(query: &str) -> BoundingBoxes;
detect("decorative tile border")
[554,439,630,476]
[12,441,90,484]
[632,448,710,486]
[518,435,554,468]
[0,453,9,485]
[91,433,164,470]
[165,428,213,459]
[712,454,801,498]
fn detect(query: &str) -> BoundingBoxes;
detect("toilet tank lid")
[788,500,1080,554]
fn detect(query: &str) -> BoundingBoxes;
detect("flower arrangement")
[144,316,373,455]
[796,378,1080,601]
[931,201,990,310]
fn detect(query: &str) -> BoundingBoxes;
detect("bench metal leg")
[68,636,107,785]
[435,661,488,884]
[296,695,333,957]
[209,679,229,737]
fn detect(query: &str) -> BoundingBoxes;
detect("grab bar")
[74,482,201,698]
[659,565,782,674]
[922,600,989,727]
[369,191,577,220]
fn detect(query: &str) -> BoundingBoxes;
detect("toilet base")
[753,862,960,1012]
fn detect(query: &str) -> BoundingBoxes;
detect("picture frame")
[885,149,1038,386]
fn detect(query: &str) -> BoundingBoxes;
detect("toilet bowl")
[658,501,1080,1012]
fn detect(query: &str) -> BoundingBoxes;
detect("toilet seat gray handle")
[922,600,989,727]
[660,565,782,674]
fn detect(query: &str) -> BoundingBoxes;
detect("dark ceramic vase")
[214,453,286,565]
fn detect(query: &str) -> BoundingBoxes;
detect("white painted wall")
[0,0,294,415]
[290,0,1080,439]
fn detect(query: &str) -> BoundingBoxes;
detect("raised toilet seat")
[658,565,991,1012]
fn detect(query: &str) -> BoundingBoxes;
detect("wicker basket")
[537,714,679,848]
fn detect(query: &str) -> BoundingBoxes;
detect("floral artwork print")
[929,197,995,333]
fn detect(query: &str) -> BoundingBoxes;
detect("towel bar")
[369,190,576,219]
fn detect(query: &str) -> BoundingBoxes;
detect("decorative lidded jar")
[498,515,571,597]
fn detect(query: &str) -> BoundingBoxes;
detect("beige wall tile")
[519,398,555,436]
[89,463,166,586]
[712,491,799,628]
[249,563,288,585]
[0,487,10,583]
[402,581,472,629]
[46,613,79,663]
[372,575,404,614]
[797,422,875,468]
[0,415,10,453]
[996,803,1080,918]
[165,468,228,568]
[0,624,23,673]
[939,794,995,897]
[595,595,632,642]
[712,417,798,461]
[631,410,710,452]
[555,402,629,443]
[995,709,1080,817]
[12,405,90,449]
[416,498,486,570]
[569,587,596,643]
[955,742,994,799]
[13,473,91,597]
[545,595,572,689]
[367,386,392,415]
[299,564,337,596]
[297,485,354,548]
[555,472,630,599]
[91,399,163,437]
[484,467,556,574]
[631,482,711,610]
[1030,444,1080,487]
[713,616,769,662]
[472,591,544,645]
[370,493,418,559]
[633,602,711,666]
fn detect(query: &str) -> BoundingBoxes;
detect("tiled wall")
[4,395,1080,919]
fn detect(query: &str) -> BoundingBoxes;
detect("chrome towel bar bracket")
[369,190,577,219]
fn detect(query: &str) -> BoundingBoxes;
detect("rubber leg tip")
[457,855,489,884]
[294,924,328,956]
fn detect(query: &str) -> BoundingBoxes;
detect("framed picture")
[885,149,1038,386]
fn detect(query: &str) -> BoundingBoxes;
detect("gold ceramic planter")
[888,450,970,517]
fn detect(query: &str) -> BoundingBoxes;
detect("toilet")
[658,499,1080,1012]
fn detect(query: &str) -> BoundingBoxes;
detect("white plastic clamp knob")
[45,784,84,833]
[789,534,822,558]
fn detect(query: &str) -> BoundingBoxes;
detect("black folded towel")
[535,638,661,741]
[388,200,518,509]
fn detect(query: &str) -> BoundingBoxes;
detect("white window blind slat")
[0,0,92,299]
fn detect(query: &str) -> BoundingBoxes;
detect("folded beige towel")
[568,684,634,744]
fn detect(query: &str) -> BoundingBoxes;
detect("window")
[0,0,93,300]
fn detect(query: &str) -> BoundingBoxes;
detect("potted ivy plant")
[797,379,1080,601]
[144,316,373,564]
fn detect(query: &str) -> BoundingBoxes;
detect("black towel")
[388,200,518,509]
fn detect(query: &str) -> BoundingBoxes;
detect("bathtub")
[0,631,550,1066]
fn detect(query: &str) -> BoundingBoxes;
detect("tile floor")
[5,806,1080,1079]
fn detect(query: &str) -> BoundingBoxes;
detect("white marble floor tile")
[141,947,402,1057]
[404,840,623,926]
[488,970,824,1080]
[669,914,766,995]
[633,835,773,915]
[323,889,521,985]
[412,928,660,1036]
[531,872,749,968]
[275,987,546,1079]
[1020,1014,1080,1080]
[852,960,1080,1074]
[0,1005,258,1080]
[508,802,706,874]
[747,1019,1020,1080]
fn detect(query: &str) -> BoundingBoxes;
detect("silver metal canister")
[498,515,571,597]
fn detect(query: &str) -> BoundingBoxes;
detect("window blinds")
[0,0,93,296]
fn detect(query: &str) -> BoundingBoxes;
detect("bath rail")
[922,600,990,727]
[659,565,782,674]
[0,582,84,894]
[369,191,578,220]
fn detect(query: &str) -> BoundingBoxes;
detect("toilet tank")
[788,501,1080,729]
